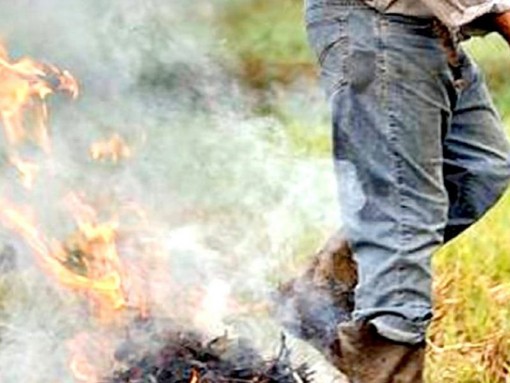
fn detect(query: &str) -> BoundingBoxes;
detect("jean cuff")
[370,315,427,345]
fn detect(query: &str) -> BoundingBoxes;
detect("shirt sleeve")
[420,0,510,27]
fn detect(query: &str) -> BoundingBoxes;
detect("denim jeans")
[306,0,510,343]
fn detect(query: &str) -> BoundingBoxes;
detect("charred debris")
[108,321,314,383]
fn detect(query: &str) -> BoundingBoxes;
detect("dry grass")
[425,37,510,382]
[427,190,510,382]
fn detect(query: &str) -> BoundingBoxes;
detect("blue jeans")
[306,0,510,343]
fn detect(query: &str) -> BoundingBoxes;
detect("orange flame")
[0,43,153,383]
[0,42,78,186]
[8,155,40,189]
[190,369,200,383]
[0,197,127,318]
[89,133,131,163]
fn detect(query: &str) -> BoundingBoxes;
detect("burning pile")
[0,43,318,383]
[108,322,313,383]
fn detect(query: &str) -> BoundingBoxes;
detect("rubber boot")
[332,321,425,383]
[274,231,358,352]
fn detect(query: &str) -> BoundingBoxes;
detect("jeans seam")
[334,12,350,97]
[379,16,407,300]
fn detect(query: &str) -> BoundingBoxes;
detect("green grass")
[466,34,510,125]
[219,0,314,88]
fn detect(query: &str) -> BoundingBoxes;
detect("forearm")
[494,11,510,44]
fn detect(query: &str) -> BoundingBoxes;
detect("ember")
[109,326,313,383]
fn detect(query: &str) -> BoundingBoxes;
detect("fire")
[0,43,131,319]
[61,221,127,312]
[190,369,200,383]
[0,42,152,383]
[0,197,127,318]
[89,133,131,163]
[8,155,39,189]
[0,41,78,186]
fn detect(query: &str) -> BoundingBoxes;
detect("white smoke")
[0,1,344,382]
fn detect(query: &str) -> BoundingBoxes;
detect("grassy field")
[220,1,510,382]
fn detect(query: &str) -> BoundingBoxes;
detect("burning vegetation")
[108,324,313,383]
[0,41,318,383]
[0,42,77,187]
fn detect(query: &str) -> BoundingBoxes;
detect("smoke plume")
[0,1,343,382]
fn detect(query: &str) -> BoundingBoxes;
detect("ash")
[108,321,314,383]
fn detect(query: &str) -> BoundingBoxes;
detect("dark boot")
[332,321,425,383]
[274,231,358,352]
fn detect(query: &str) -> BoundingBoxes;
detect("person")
[277,1,510,382]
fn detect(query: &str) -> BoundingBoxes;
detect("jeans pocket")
[306,14,348,97]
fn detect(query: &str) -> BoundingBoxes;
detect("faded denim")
[306,0,510,343]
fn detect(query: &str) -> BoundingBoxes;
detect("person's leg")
[302,2,457,380]
[443,52,510,242]
[325,8,454,345]
[303,4,460,380]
